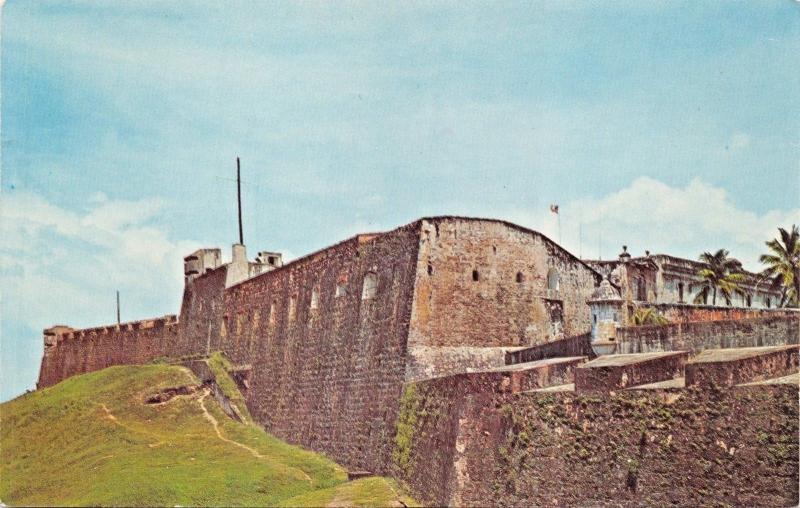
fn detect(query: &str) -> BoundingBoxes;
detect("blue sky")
[2,1,798,401]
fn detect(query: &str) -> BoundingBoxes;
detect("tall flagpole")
[237,157,244,245]
[558,212,562,245]
[550,204,561,245]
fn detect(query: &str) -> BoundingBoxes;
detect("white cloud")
[1,190,205,399]
[490,177,799,271]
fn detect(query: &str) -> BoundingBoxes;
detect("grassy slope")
[207,351,254,424]
[279,477,417,508]
[0,364,413,507]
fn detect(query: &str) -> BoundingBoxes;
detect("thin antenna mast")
[116,290,120,325]
[237,157,244,245]
[598,230,602,261]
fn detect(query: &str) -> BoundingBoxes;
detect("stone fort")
[38,216,799,506]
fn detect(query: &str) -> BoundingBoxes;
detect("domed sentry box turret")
[587,277,624,356]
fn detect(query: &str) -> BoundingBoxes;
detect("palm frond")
[693,286,710,305]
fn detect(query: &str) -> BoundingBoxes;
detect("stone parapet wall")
[37,315,180,388]
[394,372,799,507]
[505,333,594,365]
[616,315,799,355]
[574,351,688,393]
[686,346,800,388]
[640,303,796,324]
[404,345,512,381]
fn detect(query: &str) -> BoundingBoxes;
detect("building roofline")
[585,252,768,282]
[645,253,767,280]
[223,220,425,289]
[223,215,606,290]
[418,216,604,282]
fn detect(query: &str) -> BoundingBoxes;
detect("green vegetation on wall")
[392,383,420,473]
[207,351,253,424]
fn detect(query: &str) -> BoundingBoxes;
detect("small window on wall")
[746,294,752,307]
[547,268,559,291]
[335,275,347,298]
[635,277,647,301]
[472,269,480,282]
[310,288,320,310]
[288,295,297,321]
[678,282,684,303]
[362,272,378,300]
[766,297,772,309]
[516,272,524,283]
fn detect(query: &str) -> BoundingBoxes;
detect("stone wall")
[409,218,601,349]
[574,351,688,393]
[615,315,800,354]
[505,333,594,365]
[35,216,604,473]
[395,372,799,507]
[37,264,225,390]
[685,346,800,388]
[177,264,228,357]
[212,222,422,474]
[641,303,796,324]
[37,316,180,388]
[404,346,512,381]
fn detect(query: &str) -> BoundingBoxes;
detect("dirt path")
[196,390,313,483]
[97,403,164,448]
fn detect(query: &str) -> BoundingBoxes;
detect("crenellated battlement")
[38,314,182,389]
[44,315,178,344]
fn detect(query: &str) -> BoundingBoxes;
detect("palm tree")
[759,225,799,308]
[693,249,745,306]
[631,307,669,326]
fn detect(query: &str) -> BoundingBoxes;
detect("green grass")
[0,364,414,507]
[207,351,254,423]
[279,477,417,507]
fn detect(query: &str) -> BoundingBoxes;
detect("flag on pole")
[550,204,559,214]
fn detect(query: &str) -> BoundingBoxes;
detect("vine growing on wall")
[392,384,420,474]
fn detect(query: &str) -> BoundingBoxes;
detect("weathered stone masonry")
[396,372,799,507]
[36,215,799,504]
[213,224,422,473]
[615,315,799,354]
[37,316,179,388]
[39,217,601,473]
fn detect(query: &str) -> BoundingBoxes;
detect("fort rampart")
[638,303,797,324]
[37,315,180,388]
[34,216,800,502]
[395,371,799,507]
[615,315,799,354]
[211,224,421,473]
